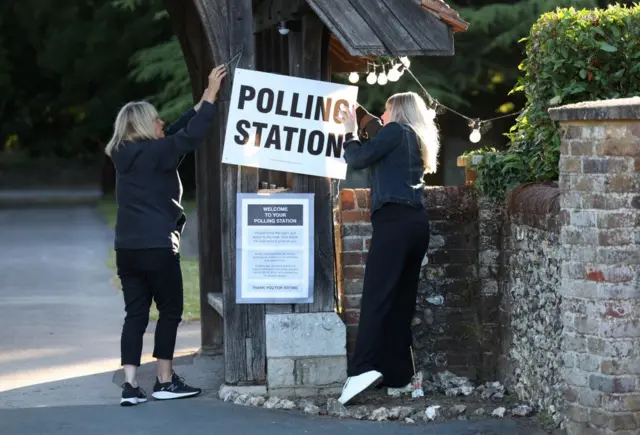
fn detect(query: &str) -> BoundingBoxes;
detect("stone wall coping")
[456,154,487,168]
[548,96,640,122]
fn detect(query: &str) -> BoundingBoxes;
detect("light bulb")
[388,65,401,82]
[278,21,289,35]
[377,71,388,85]
[469,129,482,143]
[366,72,377,85]
[348,72,359,84]
[399,56,411,68]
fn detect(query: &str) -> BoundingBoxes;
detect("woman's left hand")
[343,104,358,135]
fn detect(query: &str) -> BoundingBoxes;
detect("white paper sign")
[236,193,314,304]
[222,68,358,180]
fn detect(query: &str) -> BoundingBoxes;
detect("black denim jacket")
[344,114,425,215]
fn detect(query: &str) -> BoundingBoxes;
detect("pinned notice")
[222,68,358,180]
[236,193,314,304]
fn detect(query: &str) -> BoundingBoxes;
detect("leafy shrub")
[471,4,640,199]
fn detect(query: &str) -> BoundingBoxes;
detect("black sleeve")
[343,123,403,170]
[155,101,216,169]
[165,108,197,136]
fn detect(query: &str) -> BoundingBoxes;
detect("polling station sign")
[221,68,358,180]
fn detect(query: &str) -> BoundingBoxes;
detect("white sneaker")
[338,370,383,405]
[387,383,412,397]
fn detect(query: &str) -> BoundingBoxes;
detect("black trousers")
[116,248,183,366]
[347,203,430,388]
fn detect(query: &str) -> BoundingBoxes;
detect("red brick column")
[337,189,371,354]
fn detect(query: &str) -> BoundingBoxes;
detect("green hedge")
[471,4,640,199]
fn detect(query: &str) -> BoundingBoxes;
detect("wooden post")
[291,14,336,314]
[166,0,265,384]
[219,0,265,386]
[164,0,224,354]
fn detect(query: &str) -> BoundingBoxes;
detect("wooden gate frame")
[164,0,458,386]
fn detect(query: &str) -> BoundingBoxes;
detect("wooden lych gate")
[163,0,464,388]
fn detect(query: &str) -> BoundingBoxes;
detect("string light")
[365,63,377,85]
[377,65,388,85]
[387,63,401,82]
[469,119,482,143]
[345,56,523,143]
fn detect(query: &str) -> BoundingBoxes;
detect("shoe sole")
[152,391,201,400]
[120,397,148,406]
[338,372,383,405]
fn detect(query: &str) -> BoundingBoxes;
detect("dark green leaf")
[599,43,618,52]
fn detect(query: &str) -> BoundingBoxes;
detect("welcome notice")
[221,68,359,180]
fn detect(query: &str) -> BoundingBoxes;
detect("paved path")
[0,188,102,207]
[0,398,543,435]
[0,206,205,408]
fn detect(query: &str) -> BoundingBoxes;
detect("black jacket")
[344,108,425,215]
[111,101,216,252]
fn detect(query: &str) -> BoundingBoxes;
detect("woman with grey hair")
[106,65,226,406]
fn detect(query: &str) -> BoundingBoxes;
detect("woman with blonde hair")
[339,92,438,405]
[108,65,227,406]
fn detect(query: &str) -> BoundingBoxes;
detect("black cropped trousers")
[116,248,183,366]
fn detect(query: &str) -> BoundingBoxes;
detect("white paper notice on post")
[221,68,358,180]
[236,193,314,304]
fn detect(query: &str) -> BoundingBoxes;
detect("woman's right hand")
[208,65,227,100]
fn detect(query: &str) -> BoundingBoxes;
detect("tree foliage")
[0,0,171,160]
[129,37,192,121]
[469,3,640,199]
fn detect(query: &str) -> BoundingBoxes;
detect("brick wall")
[337,186,503,381]
[334,97,640,433]
[550,97,640,434]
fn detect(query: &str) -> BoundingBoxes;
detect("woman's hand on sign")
[202,65,228,103]
[343,104,358,135]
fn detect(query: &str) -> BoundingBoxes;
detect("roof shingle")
[421,0,470,33]
[306,0,458,57]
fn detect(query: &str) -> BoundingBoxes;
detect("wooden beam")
[164,0,224,354]
[255,27,288,192]
[220,0,265,385]
[292,13,336,314]
[253,0,307,34]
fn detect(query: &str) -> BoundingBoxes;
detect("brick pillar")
[338,189,371,355]
[550,97,640,434]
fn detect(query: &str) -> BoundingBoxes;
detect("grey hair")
[105,101,159,157]
[387,92,440,174]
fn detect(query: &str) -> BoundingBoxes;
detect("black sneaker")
[152,372,201,400]
[120,382,148,406]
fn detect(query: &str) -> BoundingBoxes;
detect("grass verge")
[98,195,201,322]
